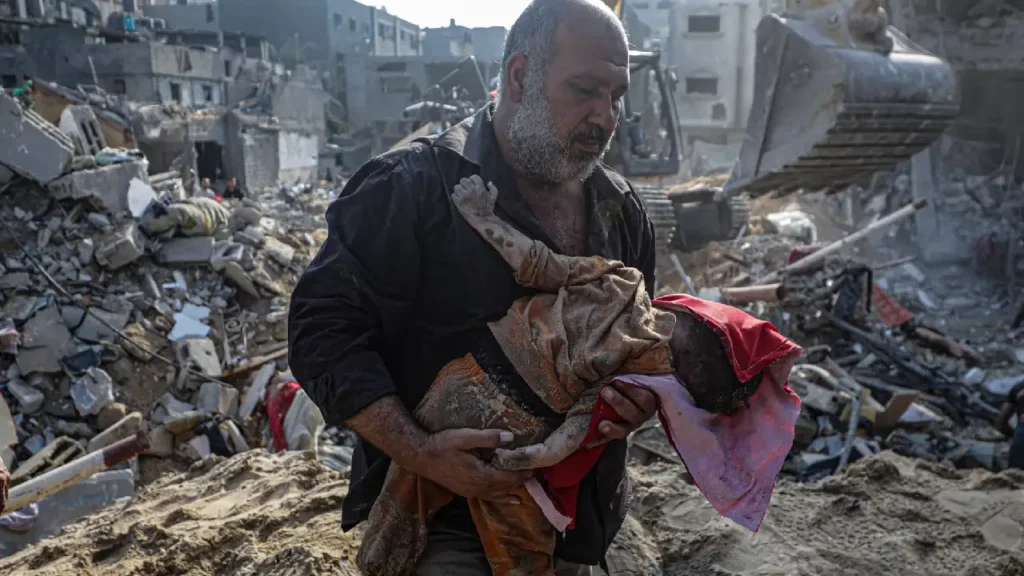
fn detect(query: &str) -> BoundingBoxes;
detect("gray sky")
[376,0,532,29]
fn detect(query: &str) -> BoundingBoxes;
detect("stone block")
[6,378,44,414]
[157,236,215,264]
[143,425,175,457]
[58,105,107,156]
[263,237,295,266]
[87,411,144,453]
[17,306,75,375]
[48,160,149,214]
[196,381,239,419]
[95,223,146,270]
[0,92,74,185]
[183,338,222,378]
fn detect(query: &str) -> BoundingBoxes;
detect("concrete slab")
[17,307,74,375]
[87,411,144,453]
[157,236,215,264]
[95,223,146,270]
[0,92,74,185]
[48,160,149,215]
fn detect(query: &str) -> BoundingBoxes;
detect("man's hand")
[597,382,657,440]
[404,429,532,505]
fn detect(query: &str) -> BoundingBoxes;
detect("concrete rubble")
[0,87,342,557]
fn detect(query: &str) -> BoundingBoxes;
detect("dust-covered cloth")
[530,294,803,533]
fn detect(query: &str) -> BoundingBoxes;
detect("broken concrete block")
[184,434,212,460]
[70,367,115,416]
[87,411,144,453]
[169,313,210,342]
[48,160,149,214]
[2,294,38,323]
[0,394,16,453]
[74,302,132,342]
[77,238,95,266]
[196,381,239,419]
[127,178,157,218]
[0,91,74,185]
[6,378,44,414]
[0,469,134,558]
[120,322,161,362]
[263,237,295,266]
[221,261,260,297]
[59,105,107,156]
[180,303,211,321]
[158,236,215,264]
[184,338,222,378]
[0,273,31,290]
[239,363,276,422]
[95,223,146,270]
[17,306,75,374]
[210,241,247,272]
[144,425,175,457]
[233,226,265,248]
[52,418,94,438]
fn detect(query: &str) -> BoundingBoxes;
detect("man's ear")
[505,53,529,105]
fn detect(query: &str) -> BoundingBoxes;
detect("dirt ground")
[2,450,1022,576]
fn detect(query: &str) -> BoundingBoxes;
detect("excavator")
[398,0,960,251]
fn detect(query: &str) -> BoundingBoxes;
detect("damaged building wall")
[218,0,331,64]
[143,3,222,32]
[277,131,318,184]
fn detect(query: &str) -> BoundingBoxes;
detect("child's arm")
[490,387,601,470]
[452,175,537,274]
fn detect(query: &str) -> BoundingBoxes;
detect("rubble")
[0,91,74,185]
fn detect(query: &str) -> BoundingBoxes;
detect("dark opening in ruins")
[195,141,224,181]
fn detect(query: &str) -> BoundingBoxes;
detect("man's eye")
[574,85,597,97]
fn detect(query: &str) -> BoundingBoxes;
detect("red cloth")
[265,381,301,453]
[535,294,802,531]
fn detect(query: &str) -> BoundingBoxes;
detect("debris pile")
[0,90,346,553]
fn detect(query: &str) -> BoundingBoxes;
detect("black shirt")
[288,103,657,563]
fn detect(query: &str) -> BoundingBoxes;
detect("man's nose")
[589,95,619,133]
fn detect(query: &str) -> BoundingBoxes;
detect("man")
[289,1,657,573]
[995,380,1024,469]
[223,177,245,200]
[196,177,215,199]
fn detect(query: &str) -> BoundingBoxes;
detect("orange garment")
[356,241,675,576]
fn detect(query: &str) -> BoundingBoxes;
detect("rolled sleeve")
[288,151,421,425]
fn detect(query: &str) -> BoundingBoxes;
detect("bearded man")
[289,1,658,573]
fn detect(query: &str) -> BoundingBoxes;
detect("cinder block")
[95,222,146,270]
[0,91,74,184]
[48,160,149,215]
[59,105,107,156]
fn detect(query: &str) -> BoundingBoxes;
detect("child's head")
[667,309,763,414]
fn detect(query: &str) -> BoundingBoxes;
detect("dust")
[4,451,1022,575]
[0,450,360,576]
[609,451,1024,575]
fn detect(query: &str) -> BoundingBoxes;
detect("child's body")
[357,176,793,576]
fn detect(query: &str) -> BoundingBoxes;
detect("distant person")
[996,381,1024,469]
[195,178,215,198]
[223,177,246,200]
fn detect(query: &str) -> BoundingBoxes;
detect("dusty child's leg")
[452,175,536,272]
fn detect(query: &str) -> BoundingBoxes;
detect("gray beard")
[504,81,612,184]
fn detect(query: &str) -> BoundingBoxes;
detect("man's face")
[506,19,629,183]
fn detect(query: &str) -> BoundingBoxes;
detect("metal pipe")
[3,431,149,513]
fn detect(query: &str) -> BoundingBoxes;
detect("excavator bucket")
[725,13,960,197]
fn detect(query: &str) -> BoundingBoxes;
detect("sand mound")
[614,452,1024,575]
[3,451,1023,576]
[0,450,361,576]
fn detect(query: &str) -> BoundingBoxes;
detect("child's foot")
[452,175,499,225]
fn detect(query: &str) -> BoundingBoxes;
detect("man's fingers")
[597,420,631,440]
[469,174,485,187]
[613,382,657,415]
[600,385,643,424]
[445,428,515,450]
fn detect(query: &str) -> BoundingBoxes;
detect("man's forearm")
[347,395,429,471]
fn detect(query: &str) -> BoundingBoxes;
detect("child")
[357,175,802,576]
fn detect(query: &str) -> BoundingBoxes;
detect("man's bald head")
[495,0,630,184]
[498,0,626,103]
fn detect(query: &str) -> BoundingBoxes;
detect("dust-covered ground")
[2,450,1023,576]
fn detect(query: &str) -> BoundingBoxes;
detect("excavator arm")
[725,0,960,196]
